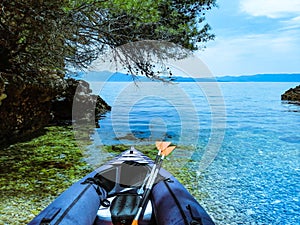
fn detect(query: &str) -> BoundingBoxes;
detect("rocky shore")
[281,85,300,102]
[0,72,111,146]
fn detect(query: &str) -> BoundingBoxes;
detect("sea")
[80,81,299,225]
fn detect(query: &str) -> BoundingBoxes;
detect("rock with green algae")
[281,85,300,102]
[0,126,92,225]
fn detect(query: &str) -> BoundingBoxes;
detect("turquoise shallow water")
[88,82,299,225]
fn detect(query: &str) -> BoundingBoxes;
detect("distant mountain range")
[216,74,300,82]
[78,71,300,82]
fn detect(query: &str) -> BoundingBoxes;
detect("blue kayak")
[28,147,215,225]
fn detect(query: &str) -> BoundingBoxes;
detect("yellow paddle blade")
[155,141,171,151]
[131,219,138,225]
[161,145,176,156]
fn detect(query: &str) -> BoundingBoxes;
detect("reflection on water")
[281,100,300,112]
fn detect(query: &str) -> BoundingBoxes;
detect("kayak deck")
[28,147,215,225]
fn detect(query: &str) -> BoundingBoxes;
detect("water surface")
[88,82,299,225]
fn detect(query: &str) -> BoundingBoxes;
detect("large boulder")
[51,78,111,126]
[281,85,300,102]
[0,72,110,146]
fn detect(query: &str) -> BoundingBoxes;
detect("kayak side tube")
[28,170,102,225]
[151,176,215,225]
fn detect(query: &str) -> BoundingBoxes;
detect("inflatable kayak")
[28,147,215,225]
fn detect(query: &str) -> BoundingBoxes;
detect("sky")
[197,0,300,76]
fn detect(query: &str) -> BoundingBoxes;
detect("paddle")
[131,142,176,225]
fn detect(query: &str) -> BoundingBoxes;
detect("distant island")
[82,71,300,83]
[215,74,300,82]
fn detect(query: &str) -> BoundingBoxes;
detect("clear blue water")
[88,82,300,225]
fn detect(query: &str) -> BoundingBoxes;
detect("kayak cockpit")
[91,149,161,225]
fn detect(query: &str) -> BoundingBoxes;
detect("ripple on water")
[279,136,300,144]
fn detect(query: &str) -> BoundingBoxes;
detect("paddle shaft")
[132,142,175,225]
[132,157,164,225]
[136,152,161,195]
[142,158,163,205]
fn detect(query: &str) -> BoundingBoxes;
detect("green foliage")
[0,0,216,77]
[0,0,69,75]
[101,0,160,23]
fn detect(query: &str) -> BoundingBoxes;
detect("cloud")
[198,32,300,76]
[240,0,300,18]
[280,16,300,30]
[200,0,300,76]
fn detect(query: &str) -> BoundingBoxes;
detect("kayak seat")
[110,193,141,225]
[95,192,154,225]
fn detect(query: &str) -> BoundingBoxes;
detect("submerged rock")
[281,85,300,102]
